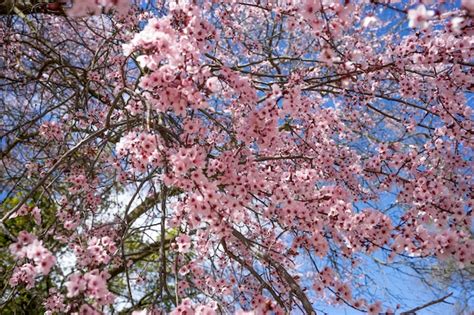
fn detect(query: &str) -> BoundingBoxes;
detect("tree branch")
[400,292,453,315]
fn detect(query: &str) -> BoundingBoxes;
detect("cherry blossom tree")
[1,0,473,314]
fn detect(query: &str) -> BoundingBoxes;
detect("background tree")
[0,0,473,314]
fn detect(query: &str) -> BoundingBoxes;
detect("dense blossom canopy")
[0,0,473,314]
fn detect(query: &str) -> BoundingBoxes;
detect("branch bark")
[400,292,453,315]
[231,229,316,315]
[222,240,288,312]
[0,0,66,15]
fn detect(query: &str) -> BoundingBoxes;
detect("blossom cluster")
[9,231,56,288]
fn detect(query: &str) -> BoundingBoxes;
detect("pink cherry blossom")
[408,5,435,29]
[176,234,192,253]
[1,1,472,314]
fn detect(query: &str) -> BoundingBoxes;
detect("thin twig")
[400,292,453,315]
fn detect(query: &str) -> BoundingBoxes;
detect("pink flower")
[25,239,47,261]
[319,47,339,65]
[205,77,222,93]
[36,254,56,275]
[407,5,434,30]
[65,273,87,298]
[17,230,35,245]
[176,234,192,253]
[43,290,67,313]
[79,304,101,315]
[8,231,56,285]
[299,0,321,21]
[9,264,36,289]
[367,301,382,315]
[9,241,26,259]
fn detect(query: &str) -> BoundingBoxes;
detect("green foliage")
[1,287,47,315]
[1,193,57,242]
